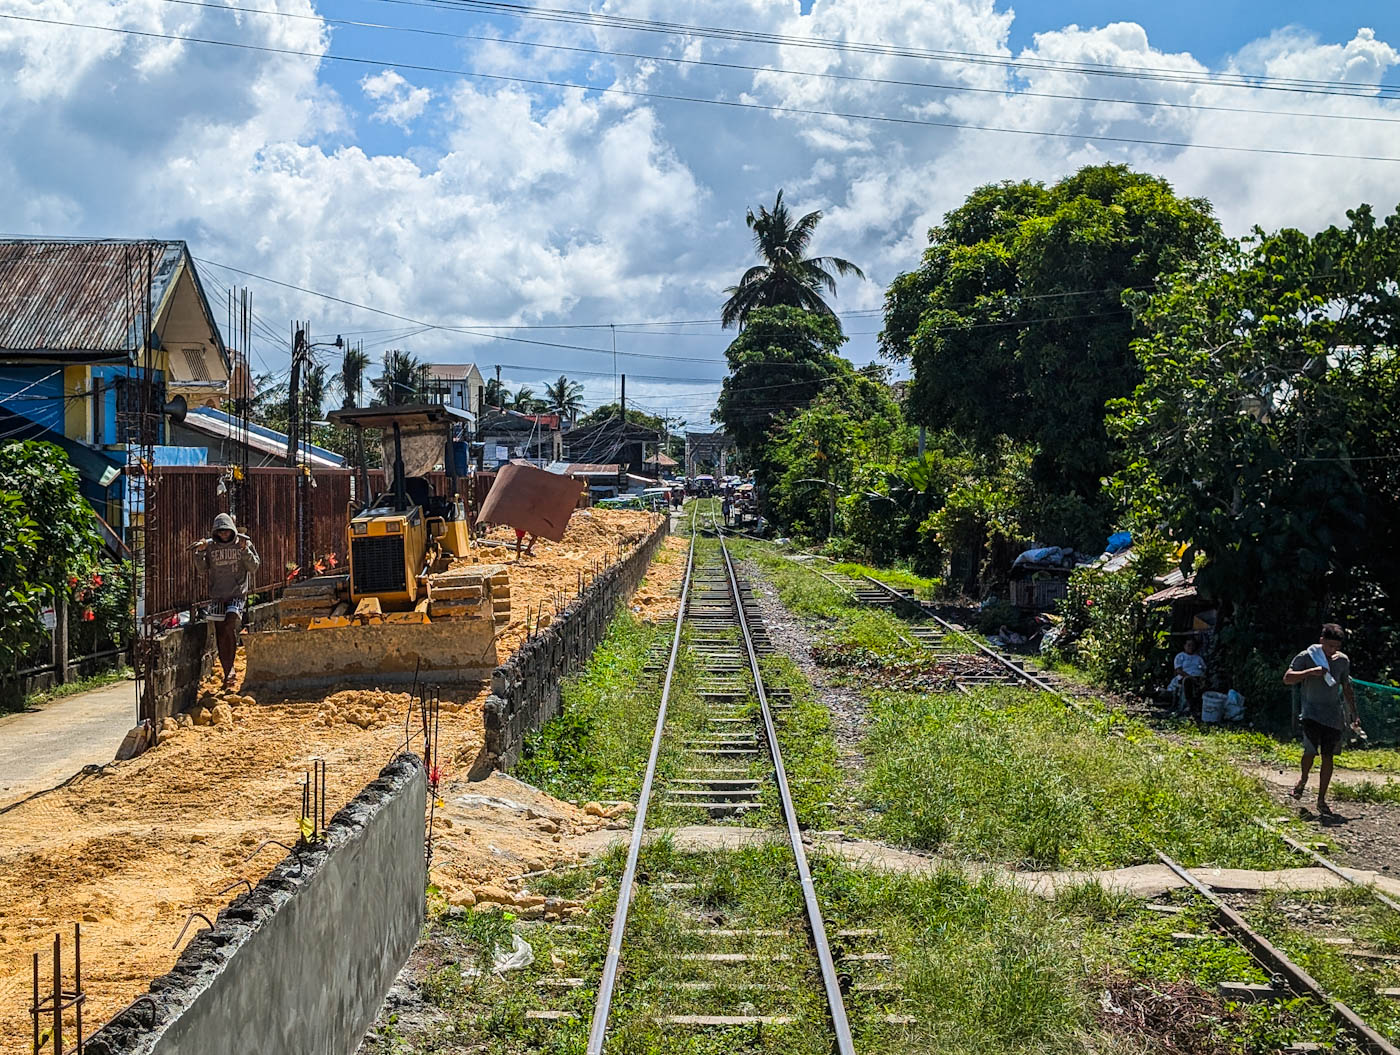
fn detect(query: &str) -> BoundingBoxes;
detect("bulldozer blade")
[243,618,498,693]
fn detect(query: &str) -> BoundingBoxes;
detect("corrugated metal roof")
[0,239,187,359]
[427,362,481,380]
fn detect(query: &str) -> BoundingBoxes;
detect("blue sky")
[2,0,1398,426]
[1005,1,1400,64]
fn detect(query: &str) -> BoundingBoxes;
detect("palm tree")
[372,349,427,405]
[512,385,543,412]
[335,343,371,408]
[544,374,585,425]
[484,376,507,409]
[720,189,865,330]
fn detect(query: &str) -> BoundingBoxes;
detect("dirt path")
[567,824,1400,900]
[0,679,138,807]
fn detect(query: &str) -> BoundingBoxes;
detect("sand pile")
[627,535,688,622]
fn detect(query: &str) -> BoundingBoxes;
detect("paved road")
[0,680,137,806]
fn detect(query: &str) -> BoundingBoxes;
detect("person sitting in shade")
[1173,637,1206,718]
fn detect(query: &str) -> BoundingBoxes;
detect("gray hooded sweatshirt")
[196,513,261,601]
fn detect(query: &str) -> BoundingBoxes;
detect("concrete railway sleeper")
[548,512,891,1053]
[789,551,1400,1054]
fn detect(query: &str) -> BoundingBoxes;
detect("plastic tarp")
[381,426,446,488]
[475,462,583,541]
[1013,546,1073,568]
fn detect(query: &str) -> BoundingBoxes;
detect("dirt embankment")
[0,509,657,1050]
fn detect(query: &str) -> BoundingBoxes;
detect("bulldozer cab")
[328,404,474,607]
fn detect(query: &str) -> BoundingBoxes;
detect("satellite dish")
[162,394,188,422]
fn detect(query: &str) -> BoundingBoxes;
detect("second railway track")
[792,551,1400,1055]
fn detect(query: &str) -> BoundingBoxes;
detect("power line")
[6,13,1398,162]
[158,0,1400,125]
[416,0,1400,100]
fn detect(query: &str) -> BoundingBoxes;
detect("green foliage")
[542,375,584,425]
[1044,534,1174,691]
[714,306,851,474]
[67,559,134,657]
[882,163,1220,544]
[516,612,670,802]
[371,348,429,405]
[0,442,105,701]
[767,379,905,540]
[1107,203,1400,675]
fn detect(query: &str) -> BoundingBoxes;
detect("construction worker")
[194,513,260,690]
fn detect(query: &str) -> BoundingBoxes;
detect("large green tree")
[881,164,1220,544]
[1108,203,1400,673]
[715,306,851,463]
[721,190,864,329]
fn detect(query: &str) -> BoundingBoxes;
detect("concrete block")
[85,755,427,1055]
[1217,981,1281,1003]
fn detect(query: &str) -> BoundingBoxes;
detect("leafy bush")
[0,442,104,704]
[1044,534,1173,691]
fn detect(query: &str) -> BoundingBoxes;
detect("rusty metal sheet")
[0,239,186,358]
[475,463,583,541]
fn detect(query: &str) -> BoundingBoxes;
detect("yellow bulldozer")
[243,404,508,692]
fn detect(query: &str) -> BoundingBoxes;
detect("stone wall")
[85,755,427,1055]
[482,514,670,770]
[139,601,279,724]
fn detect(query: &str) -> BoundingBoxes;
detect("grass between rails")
[1233,887,1400,1044]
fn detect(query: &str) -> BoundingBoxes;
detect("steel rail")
[586,512,698,1055]
[1156,850,1400,1055]
[718,533,857,1055]
[1253,816,1400,915]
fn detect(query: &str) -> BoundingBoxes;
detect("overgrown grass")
[758,652,841,831]
[17,665,130,712]
[861,685,1299,870]
[727,542,922,664]
[1239,888,1400,1044]
[516,612,683,803]
[1187,726,1400,776]
[830,560,940,599]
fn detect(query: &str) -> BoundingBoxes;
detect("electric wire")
[5,12,1399,162]
[158,0,1400,125]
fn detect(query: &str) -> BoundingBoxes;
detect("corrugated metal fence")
[145,467,495,618]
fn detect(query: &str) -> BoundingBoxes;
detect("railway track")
[791,553,1400,1055]
[544,511,905,1052]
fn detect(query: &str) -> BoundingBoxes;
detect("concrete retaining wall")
[85,754,427,1055]
[139,600,279,724]
[482,514,670,770]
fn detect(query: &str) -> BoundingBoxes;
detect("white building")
[426,363,485,422]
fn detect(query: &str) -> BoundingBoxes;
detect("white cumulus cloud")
[360,69,431,130]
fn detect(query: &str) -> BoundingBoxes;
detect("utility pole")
[494,364,501,408]
[620,373,626,425]
[286,325,306,465]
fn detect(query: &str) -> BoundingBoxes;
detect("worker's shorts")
[203,598,246,623]
[1301,718,1343,758]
